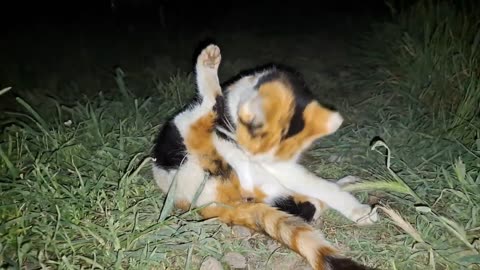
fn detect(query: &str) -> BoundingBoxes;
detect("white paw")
[350,204,378,225]
[337,175,361,187]
[197,44,221,70]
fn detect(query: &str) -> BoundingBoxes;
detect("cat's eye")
[239,116,265,136]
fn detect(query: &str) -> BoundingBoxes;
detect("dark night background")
[0,0,394,111]
[3,1,390,27]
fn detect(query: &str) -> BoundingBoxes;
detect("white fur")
[327,112,344,134]
[213,135,290,202]
[174,99,215,138]
[213,133,376,223]
[260,161,374,222]
[154,45,377,225]
[195,45,222,104]
[240,92,265,124]
[153,92,220,208]
[224,70,269,126]
[152,156,217,207]
[174,45,222,138]
[152,165,177,193]
[211,67,378,223]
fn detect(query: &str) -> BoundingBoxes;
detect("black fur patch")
[284,94,309,139]
[209,158,233,180]
[325,256,372,270]
[254,66,315,101]
[213,95,235,141]
[152,120,187,170]
[272,196,316,222]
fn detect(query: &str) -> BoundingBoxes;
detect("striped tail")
[216,203,371,270]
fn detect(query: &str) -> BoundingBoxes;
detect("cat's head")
[235,70,343,161]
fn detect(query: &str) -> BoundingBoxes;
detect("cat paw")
[350,204,378,225]
[198,44,221,70]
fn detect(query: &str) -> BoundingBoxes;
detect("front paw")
[350,204,378,225]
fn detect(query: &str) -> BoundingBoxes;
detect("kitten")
[152,44,377,269]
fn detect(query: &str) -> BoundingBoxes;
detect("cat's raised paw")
[350,204,378,225]
[199,44,221,70]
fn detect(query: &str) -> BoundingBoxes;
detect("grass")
[1,3,480,268]
[316,0,480,268]
[0,53,322,269]
[0,72,208,269]
[354,0,480,143]
[306,87,480,269]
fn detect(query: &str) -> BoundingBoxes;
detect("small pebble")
[224,252,247,269]
[200,256,223,270]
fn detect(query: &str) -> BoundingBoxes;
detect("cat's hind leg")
[174,44,222,138]
[195,44,222,103]
[152,44,223,207]
[264,162,379,225]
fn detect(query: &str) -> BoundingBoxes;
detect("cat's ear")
[274,102,343,160]
[304,101,344,137]
[326,111,343,134]
[238,93,265,128]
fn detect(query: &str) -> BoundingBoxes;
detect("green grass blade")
[343,180,412,194]
[0,86,12,96]
[158,162,183,222]
[0,146,19,179]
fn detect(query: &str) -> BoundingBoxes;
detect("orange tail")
[215,203,371,270]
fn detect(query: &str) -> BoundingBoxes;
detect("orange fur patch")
[199,174,244,220]
[186,112,216,152]
[253,187,267,202]
[235,80,340,161]
[290,227,311,253]
[215,174,243,206]
[237,81,295,154]
[186,113,260,221]
[275,101,336,160]
[185,112,230,176]
[273,215,289,241]
[201,198,336,270]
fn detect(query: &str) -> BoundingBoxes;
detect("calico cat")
[152,44,378,270]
